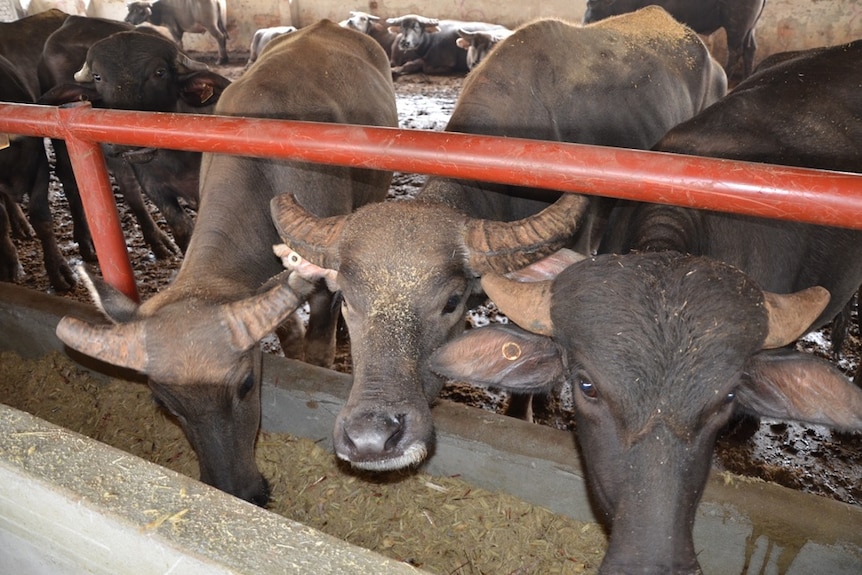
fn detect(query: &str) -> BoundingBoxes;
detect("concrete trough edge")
[1,282,861,574]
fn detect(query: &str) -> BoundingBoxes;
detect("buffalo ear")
[178,72,231,107]
[77,265,140,324]
[429,324,565,392]
[737,349,862,430]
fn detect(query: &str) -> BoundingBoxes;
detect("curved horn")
[464,192,589,275]
[55,316,148,372]
[481,274,555,336]
[73,62,93,83]
[270,194,348,269]
[761,286,830,349]
[221,284,304,352]
[176,52,211,73]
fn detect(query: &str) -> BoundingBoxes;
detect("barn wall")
[84,0,862,65]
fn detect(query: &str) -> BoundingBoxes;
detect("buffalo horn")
[270,194,347,270]
[221,283,304,352]
[761,286,830,349]
[55,317,149,372]
[73,62,93,83]
[481,274,554,336]
[176,52,211,73]
[464,192,589,275]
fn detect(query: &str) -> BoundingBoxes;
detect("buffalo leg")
[0,194,21,282]
[3,192,33,239]
[28,150,76,291]
[51,139,96,263]
[109,160,177,259]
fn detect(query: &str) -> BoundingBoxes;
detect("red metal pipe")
[1,101,861,298]
[2,102,861,229]
[62,133,139,302]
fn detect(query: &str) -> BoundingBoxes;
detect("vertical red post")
[63,133,140,303]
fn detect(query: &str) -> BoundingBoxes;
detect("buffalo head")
[386,14,439,52]
[430,251,862,573]
[271,192,588,471]
[343,11,380,34]
[72,30,229,113]
[55,266,307,505]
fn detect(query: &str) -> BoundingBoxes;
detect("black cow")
[430,41,862,574]
[583,0,766,84]
[125,0,229,65]
[39,18,229,258]
[53,20,398,505]
[270,8,727,472]
[386,14,506,77]
[0,55,53,287]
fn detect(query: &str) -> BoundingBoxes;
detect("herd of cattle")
[0,2,861,573]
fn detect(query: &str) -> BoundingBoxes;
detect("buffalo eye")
[576,376,598,400]
[238,374,256,400]
[91,73,101,82]
[442,293,461,315]
[154,67,167,79]
[724,390,736,405]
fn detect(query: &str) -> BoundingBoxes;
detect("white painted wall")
[81,0,862,65]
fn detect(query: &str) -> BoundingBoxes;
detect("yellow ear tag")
[502,342,522,361]
[0,133,10,151]
[200,84,214,104]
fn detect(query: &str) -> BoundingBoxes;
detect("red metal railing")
[2,100,861,301]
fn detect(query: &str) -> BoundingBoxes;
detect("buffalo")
[39,19,229,258]
[271,8,727,472]
[430,40,862,574]
[582,0,766,84]
[54,20,398,505]
[0,55,51,286]
[386,14,507,77]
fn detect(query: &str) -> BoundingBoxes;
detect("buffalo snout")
[334,405,433,472]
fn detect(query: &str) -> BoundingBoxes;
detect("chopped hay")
[0,351,607,573]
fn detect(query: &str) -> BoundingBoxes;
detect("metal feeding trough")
[1,283,861,574]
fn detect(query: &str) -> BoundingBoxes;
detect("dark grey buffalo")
[125,0,229,64]
[0,9,71,291]
[430,41,862,574]
[39,21,230,258]
[271,7,727,472]
[0,8,68,97]
[54,20,398,505]
[0,55,51,286]
[386,14,507,77]
[582,0,766,83]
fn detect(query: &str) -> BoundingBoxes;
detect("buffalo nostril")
[341,412,406,458]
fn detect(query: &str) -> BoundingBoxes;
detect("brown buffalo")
[54,21,398,505]
[272,8,727,472]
